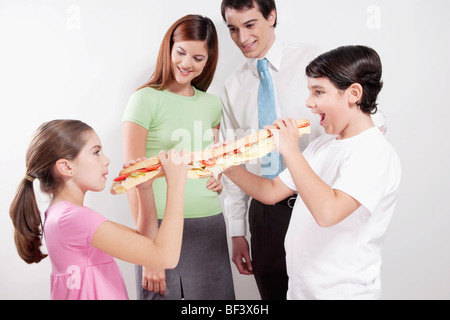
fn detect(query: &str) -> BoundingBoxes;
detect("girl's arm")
[122,121,167,291]
[271,119,361,227]
[122,121,149,225]
[92,150,187,269]
[224,166,294,205]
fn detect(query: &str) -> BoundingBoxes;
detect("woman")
[122,14,235,300]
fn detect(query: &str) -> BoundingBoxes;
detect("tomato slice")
[202,158,216,167]
[113,163,162,182]
[138,163,162,172]
[113,173,130,182]
[298,122,310,128]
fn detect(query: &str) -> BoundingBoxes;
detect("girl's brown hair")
[9,119,93,264]
[138,14,219,92]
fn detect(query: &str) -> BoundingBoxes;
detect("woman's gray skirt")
[135,212,235,300]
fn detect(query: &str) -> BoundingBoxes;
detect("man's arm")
[220,85,257,275]
[220,87,251,238]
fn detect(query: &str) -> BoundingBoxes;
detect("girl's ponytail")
[9,119,93,264]
[9,177,47,264]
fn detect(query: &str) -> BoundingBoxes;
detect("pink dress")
[44,201,128,300]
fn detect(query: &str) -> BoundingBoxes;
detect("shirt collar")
[247,37,283,77]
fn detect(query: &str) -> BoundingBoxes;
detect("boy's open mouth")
[320,113,326,126]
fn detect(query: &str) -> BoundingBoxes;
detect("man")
[219,0,323,299]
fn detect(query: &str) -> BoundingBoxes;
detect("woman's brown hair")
[138,14,219,92]
[9,119,93,264]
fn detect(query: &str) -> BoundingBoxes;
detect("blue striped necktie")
[257,58,282,179]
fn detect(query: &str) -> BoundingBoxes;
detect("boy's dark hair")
[306,45,383,115]
[221,0,277,28]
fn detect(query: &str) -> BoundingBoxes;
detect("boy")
[224,45,401,299]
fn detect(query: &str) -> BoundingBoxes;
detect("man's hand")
[232,236,253,275]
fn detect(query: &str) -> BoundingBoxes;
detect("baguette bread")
[111,119,310,194]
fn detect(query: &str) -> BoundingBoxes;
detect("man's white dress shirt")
[220,39,323,236]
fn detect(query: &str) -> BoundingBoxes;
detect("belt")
[275,195,297,209]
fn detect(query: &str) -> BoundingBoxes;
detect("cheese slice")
[187,168,213,179]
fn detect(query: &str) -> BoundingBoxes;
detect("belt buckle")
[287,196,297,209]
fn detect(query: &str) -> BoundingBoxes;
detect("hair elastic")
[25,173,35,182]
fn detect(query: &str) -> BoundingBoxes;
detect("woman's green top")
[122,87,223,219]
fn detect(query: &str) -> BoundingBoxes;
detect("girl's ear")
[348,83,363,105]
[55,159,73,178]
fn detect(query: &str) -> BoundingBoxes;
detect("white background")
[1,0,449,300]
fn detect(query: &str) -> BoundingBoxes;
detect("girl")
[9,119,187,300]
[122,15,235,299]
[224,46,401,299]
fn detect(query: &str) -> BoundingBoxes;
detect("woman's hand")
[122,157,146,169]
[206,173,223,194]
[142,266,166,296]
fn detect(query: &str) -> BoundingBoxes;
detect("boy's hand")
[266,119,300,157]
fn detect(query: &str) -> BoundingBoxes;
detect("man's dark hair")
[221,0,277,28]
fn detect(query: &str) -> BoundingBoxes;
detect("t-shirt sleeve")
[212,96,223,128]
[332,146,396,215]
[278,168,297,192]
[122,89,154,130]
[58,206,108,249]
[278,141,320,192]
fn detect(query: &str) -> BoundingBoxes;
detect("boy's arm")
[283,149,360,227]
[224,165,295,205]
[273,119,361,227]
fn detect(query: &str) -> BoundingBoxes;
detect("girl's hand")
[266,119,300,157]
[158,149,188,187]
[206,173,223,194]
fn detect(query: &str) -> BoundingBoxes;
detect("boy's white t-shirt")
[279,127,401,300]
